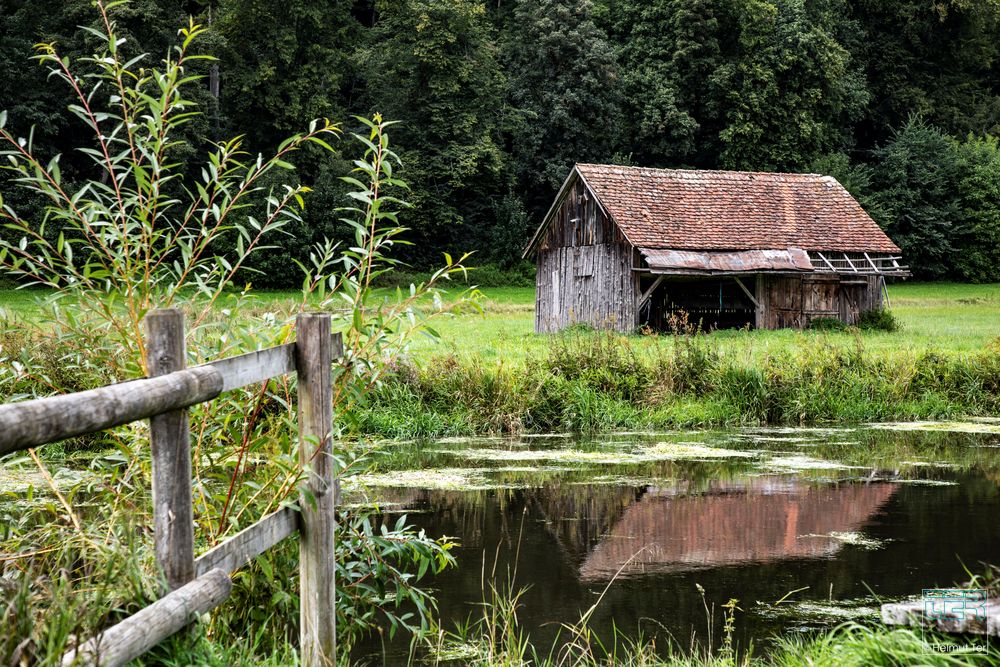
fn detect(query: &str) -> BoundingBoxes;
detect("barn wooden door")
[839,282,864,325]
[802,276,839,325]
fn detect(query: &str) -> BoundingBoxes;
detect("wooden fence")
[0,309,343,667]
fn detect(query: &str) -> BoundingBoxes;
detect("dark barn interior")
[640,276,757,331]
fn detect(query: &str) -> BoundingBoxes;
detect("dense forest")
[2,0,999,283]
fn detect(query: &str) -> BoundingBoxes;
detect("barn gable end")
[532,171,639,333]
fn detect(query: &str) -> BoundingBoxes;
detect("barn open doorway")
[639,275,757,331]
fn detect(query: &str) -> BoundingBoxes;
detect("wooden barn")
[524,164,910,333]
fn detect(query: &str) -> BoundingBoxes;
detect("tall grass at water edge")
[361,329,1000,438]
[417,569,996,667]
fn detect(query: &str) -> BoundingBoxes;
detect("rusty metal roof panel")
[640,247,814,273]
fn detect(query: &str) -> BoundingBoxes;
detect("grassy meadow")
[409,281,1000,359]
[3,281,999,359]
[3,281,1000,440]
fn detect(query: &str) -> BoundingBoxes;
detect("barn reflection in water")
[381,477,898,579]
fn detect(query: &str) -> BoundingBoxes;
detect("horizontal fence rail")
[0,309,342,667]
[194,506,299,577]
[0,338,340,457]
[60,568,233,667]
[0,366,223,455]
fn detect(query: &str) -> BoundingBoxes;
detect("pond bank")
[360,332,1000,438]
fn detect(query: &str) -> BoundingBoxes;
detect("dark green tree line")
[2,0,1000,282]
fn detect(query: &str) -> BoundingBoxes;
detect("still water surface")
[351,424,1000,660]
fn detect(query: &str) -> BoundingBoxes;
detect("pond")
[349,423,1000,662]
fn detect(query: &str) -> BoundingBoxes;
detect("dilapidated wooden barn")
[524,164,910,333]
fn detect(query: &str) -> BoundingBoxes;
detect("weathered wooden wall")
[535,178,638,332]
[755,274,883,329]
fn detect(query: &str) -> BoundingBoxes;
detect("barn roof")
[526,164,901,257]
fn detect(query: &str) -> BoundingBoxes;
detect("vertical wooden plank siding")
[296,314,337,667]
[534,177,638,332]
[145,309,196,591]
[757,274,884,329]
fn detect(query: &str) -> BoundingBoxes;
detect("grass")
[5,281,999,438]
[376,281,1000,360]
[3,282,998,357]
[420,571,998,667]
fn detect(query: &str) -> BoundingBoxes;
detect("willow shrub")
[0,1,474,661]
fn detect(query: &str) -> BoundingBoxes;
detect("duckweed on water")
[892,478,959,486]
[870,420,1000,434]
[899,460,959,468]
[760,455,865,472]
[438,441,757,465]
[350,467,516,491]
[0,465,93,494]
[754,598,881,624]
[798,531,887,550]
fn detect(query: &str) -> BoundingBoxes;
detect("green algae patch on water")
[798,531,887,550]
[754,597,881,625]
[350,467,531,492]
[870,420,1000,435]
[898,460,959,468]
[0,465,93,494]
[438,441,758,466]
[761,455,867,473]
[644,442,757,459]
[569,474,669,487]
[433,436,507,446]
[893,478,959,486]
[744,426,857,436]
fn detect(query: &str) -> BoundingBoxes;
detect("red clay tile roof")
[574,164,901,254]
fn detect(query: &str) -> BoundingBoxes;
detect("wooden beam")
[60,568,232,667]
[0,333,348,455]
[0,365,222,456]
[842,253,859,273]
[638,275,666,310]
[816,251,838,272]
[146,309,196,592]
[862,252,881,273]
[733,277,760,308]
[296,314,340,667]
[195,507,299,577]
[205,343,296,392]
[200,333,339,392]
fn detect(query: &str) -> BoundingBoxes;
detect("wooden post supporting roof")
[638,275,666,311]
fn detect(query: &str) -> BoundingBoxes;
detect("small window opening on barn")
[639,275,756,331]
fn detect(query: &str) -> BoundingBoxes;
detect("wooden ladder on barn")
[0,309,342,667]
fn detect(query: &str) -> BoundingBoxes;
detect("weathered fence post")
[145,309,196,591]
[296,313,338,666]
